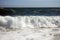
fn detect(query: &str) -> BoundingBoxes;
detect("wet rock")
[0,8,16,16]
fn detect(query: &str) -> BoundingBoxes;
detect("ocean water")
[0,8,60,40]
[0,16,60,29]
[12,8,60,16]
[0,16,60,40]
[0,8,60,29]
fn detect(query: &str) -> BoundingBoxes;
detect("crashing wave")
[0,16,60,30]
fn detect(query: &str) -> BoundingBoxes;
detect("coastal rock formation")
[0,8,16,16]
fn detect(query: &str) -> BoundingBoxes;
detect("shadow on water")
[0,8,60,16]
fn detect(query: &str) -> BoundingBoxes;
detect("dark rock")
[0,8,16,16]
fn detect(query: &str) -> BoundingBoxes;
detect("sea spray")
[0,16,60,40]
[0,16,60,30]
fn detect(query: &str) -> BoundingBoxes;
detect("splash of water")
[0,16,60,29]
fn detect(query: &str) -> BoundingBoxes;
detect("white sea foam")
[0,16,60,40]
[0,16,60,29]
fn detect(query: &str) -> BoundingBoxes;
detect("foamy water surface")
[0,16,60,40]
